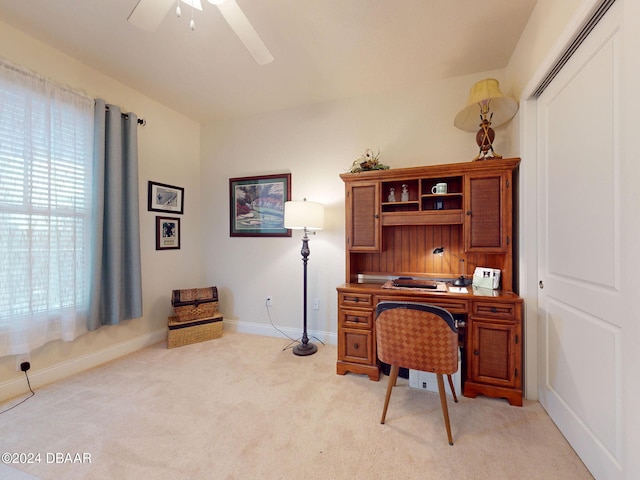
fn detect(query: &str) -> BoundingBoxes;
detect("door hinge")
[515,368,518,378]
[515,334,518,344]
[506,236,510,245]
[506,179,510,188]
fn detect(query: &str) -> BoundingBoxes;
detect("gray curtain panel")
[88,99,143,330]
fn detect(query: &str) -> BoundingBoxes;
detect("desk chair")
[375,301,459,445]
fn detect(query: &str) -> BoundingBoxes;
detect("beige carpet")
[1,331,593,480]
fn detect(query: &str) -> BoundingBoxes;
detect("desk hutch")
[336,158,523,406]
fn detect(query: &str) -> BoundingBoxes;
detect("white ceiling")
[0,0,537,123]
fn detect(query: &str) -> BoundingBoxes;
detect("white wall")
[507,0,582,98]
[0,21,203,400]
[199,70,513,342]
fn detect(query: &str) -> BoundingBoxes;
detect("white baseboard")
[222,318,337,346]
[0,329,166,403]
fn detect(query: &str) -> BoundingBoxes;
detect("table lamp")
[433,247,472,287]
[454,78,518,160]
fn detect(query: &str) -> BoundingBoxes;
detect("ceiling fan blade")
[128,0,176,32]
[214,0,274,65]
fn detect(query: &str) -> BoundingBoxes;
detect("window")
[0,59,95,356]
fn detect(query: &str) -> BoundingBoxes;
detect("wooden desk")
[336,282,523,406]
[338,159,522,406]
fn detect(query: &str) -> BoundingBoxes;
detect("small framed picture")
[435,200,444,210]
[229,173,291,237]
[148,181,184,214]
[156,216,181,250]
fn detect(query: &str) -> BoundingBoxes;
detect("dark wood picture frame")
[148,181,184,214]
[156,216,181,250]
[229,173,291,237]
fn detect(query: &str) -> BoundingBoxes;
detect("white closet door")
[536,2,626,479]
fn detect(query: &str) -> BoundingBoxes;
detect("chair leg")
[447,374,458,403]
[437,374,454,445]
[381,364,399,424]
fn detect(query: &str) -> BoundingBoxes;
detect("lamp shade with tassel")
[454,78,518,160]
[454,78,518,131]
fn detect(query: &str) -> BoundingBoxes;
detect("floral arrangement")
[349,149,389,173]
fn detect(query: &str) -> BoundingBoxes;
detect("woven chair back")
[376,302,458,374]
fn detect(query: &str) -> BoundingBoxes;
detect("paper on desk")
[448,286,468,293]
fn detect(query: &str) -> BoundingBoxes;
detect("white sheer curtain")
[0,58,95,356]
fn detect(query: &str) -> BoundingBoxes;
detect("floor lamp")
[284,198,324,356]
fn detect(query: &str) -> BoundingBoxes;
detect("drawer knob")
[491,307,497,313]
[354,318,359,323]
[474,349,479,356]
[353,343,359,349]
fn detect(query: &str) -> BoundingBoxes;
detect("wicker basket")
[167,314,223,349]
[171,286,218,322]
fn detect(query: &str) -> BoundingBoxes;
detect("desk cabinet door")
[346,181,380,252]
[464,172,510,253]
[468,318,520,389]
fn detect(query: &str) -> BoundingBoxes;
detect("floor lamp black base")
[293,342,318,356]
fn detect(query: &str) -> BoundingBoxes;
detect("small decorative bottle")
[401,184,409,202]
[388,187,396,202]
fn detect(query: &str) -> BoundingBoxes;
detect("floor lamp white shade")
[283,199,324,356]
[284,200,324,231]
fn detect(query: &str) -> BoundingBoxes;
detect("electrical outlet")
[266,296,272,307]
[16,353,30,372]
[313,298,319,310]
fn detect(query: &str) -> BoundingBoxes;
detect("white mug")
[431,182,447,194]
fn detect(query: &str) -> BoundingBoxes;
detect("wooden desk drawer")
[339,328,374,365]
[428,299,468,314]
[472,301,518,320]
[339,292,373,308]
[376,295,468,314]
[339,308,373,329]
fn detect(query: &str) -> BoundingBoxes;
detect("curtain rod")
[104,104,146,126]
[1,57,94,102]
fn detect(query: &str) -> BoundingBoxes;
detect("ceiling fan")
[127,0,274,65]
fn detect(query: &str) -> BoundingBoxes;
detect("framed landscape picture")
[156,216,181,250]
[148,181,184,214]
[229,173,291,237]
